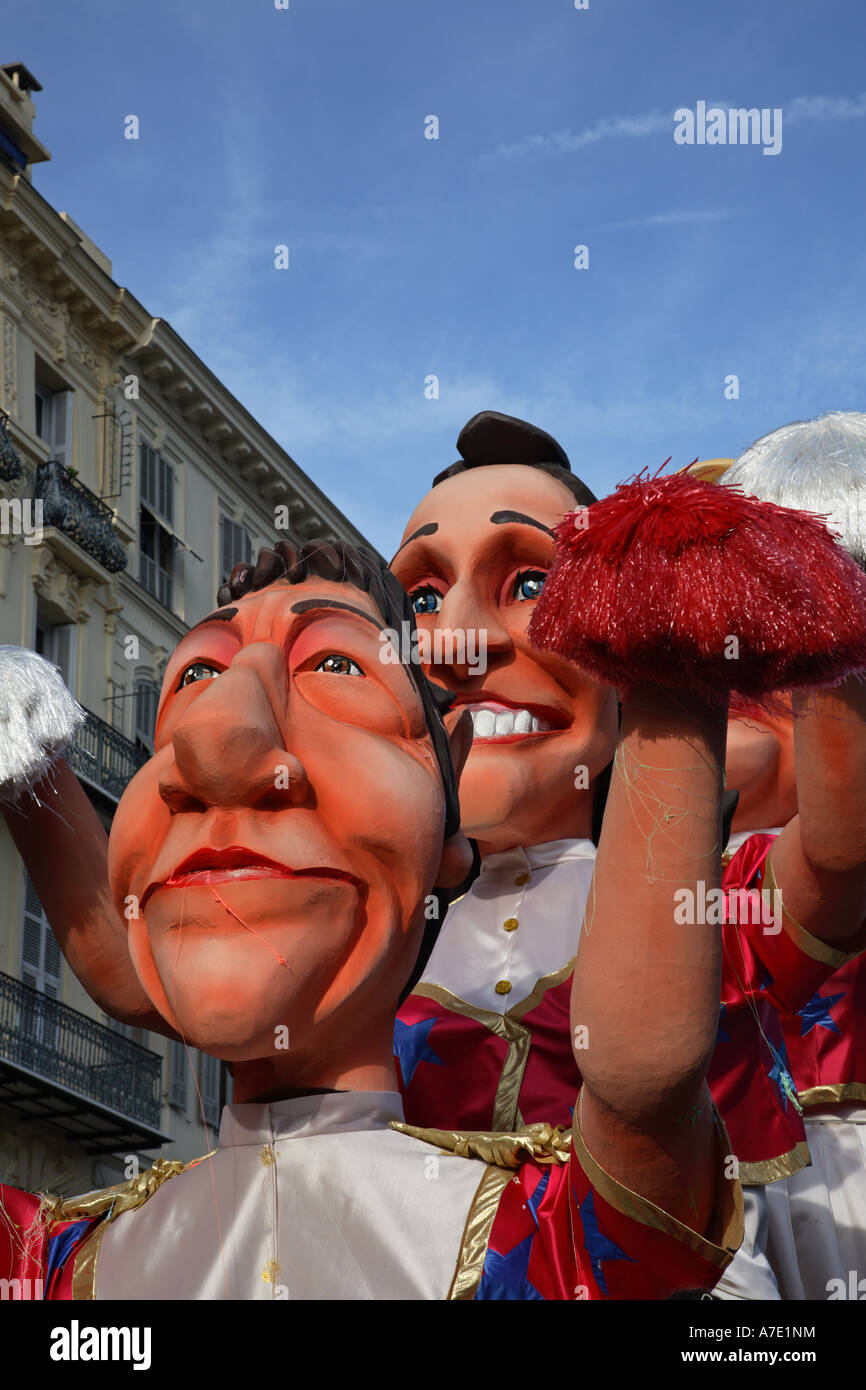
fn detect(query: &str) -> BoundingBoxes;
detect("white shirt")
[421,838,597,1013]
[96,1091,486,1300]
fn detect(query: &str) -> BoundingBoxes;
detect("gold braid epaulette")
[39,1154,211,1225]
[389,1120,571,1168]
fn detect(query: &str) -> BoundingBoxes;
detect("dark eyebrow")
[390,522,439,562]
[489,510,554,536]
[188,607,238,632]
[290,598,384,631]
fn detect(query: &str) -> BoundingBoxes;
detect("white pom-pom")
[0,646,86,802]
[723,411,866,566]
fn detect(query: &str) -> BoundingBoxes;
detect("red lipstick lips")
[143,846,359,905]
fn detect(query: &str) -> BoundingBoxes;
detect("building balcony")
[35,459,127,573]
[67,707,149,804]
[0,408,23,481]
[0,971,171,1154]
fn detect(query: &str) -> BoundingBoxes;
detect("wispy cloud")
[601,209,734,231]
[494,109,672,160]
[494,92,866,160]
[785,93,866,123]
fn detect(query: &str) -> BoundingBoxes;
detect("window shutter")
[220,515,231,578]
[22,878,43,981]
[201,1053,220,1126]
[134,678,159,749]
[20,874,62,1048]
[170,1041,188,1109]
[159,456,174,525]
[220,517,252,574]
[51,624,76,692]
[140,444,154,509]
[22,874,61,994]
[43,924,61,990]
[51,392,73,468]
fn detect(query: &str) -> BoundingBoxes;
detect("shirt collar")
[479,837,596,875]
[218,1089,404,1148]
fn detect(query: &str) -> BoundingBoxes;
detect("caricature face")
[391,465,618,854]
[107,578,449,1062]
[725,706,797,831]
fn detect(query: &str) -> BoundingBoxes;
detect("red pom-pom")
[528,468,866,705]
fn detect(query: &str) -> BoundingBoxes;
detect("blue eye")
[513,570,547,602]
[411,587,442,615]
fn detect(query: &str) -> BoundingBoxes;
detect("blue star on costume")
[767,1037,799,1112]
[45,1219,93,1292]
[475,1171,550,1300]
[393,1016,444,1088]
[797,989,844,1038]
[716,1004,731,1045]
[577,1189,635,1297]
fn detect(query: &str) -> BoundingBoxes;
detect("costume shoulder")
[0,1154,210,1299]
[391,1114,742,1300]
[722,833,862,1016]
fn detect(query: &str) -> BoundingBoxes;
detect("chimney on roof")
[0,61,50,180]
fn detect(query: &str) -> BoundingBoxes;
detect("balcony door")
[19,874,62,1055]
[34,615,77,693]
[35,375,73,469]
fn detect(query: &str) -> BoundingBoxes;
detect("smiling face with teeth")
[391,464,619,855]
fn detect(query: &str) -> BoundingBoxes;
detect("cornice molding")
[0,167,379,559]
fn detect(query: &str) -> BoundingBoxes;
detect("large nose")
[427,578,511,684]
[158,645,308,814]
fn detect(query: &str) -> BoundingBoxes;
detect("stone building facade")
[0,61,373,1197]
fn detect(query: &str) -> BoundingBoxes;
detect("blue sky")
[4,0,866,554]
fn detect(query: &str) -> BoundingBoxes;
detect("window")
[140,445,174,525]
[170,1041,188,1111]
[35,368,73,468]
[201,1053,221,1127]
[139,510,174,609]
[134,677,160,752]
[34,616,76,692]
[20,873,61,1049]
[220,515,252,578]
[139,444,176,610]
[104,1014,134,1040]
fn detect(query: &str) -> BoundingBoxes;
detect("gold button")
[503,917,519,932]
[495,979,512,995]
[515,872,530,886]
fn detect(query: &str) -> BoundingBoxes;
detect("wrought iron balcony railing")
[67,707,149,803]
[35,459,127,573]
[0,408,23,481]
[0,971,164,1147]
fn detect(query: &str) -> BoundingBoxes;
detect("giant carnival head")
[107,542,471,1073]
[388,411,619,855]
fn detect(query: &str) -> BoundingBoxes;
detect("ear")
[434,709,473,889]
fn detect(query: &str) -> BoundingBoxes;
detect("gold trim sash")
[737,1140,810,1187]
[571,1094,744,1269]
[799,1082,866,1109]
[44,1155,211,1300]
[411,958,575,1131]
[764,855,862,968]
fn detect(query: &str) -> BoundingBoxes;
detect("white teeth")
[473,709,496,738]
[469,706,553,739]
